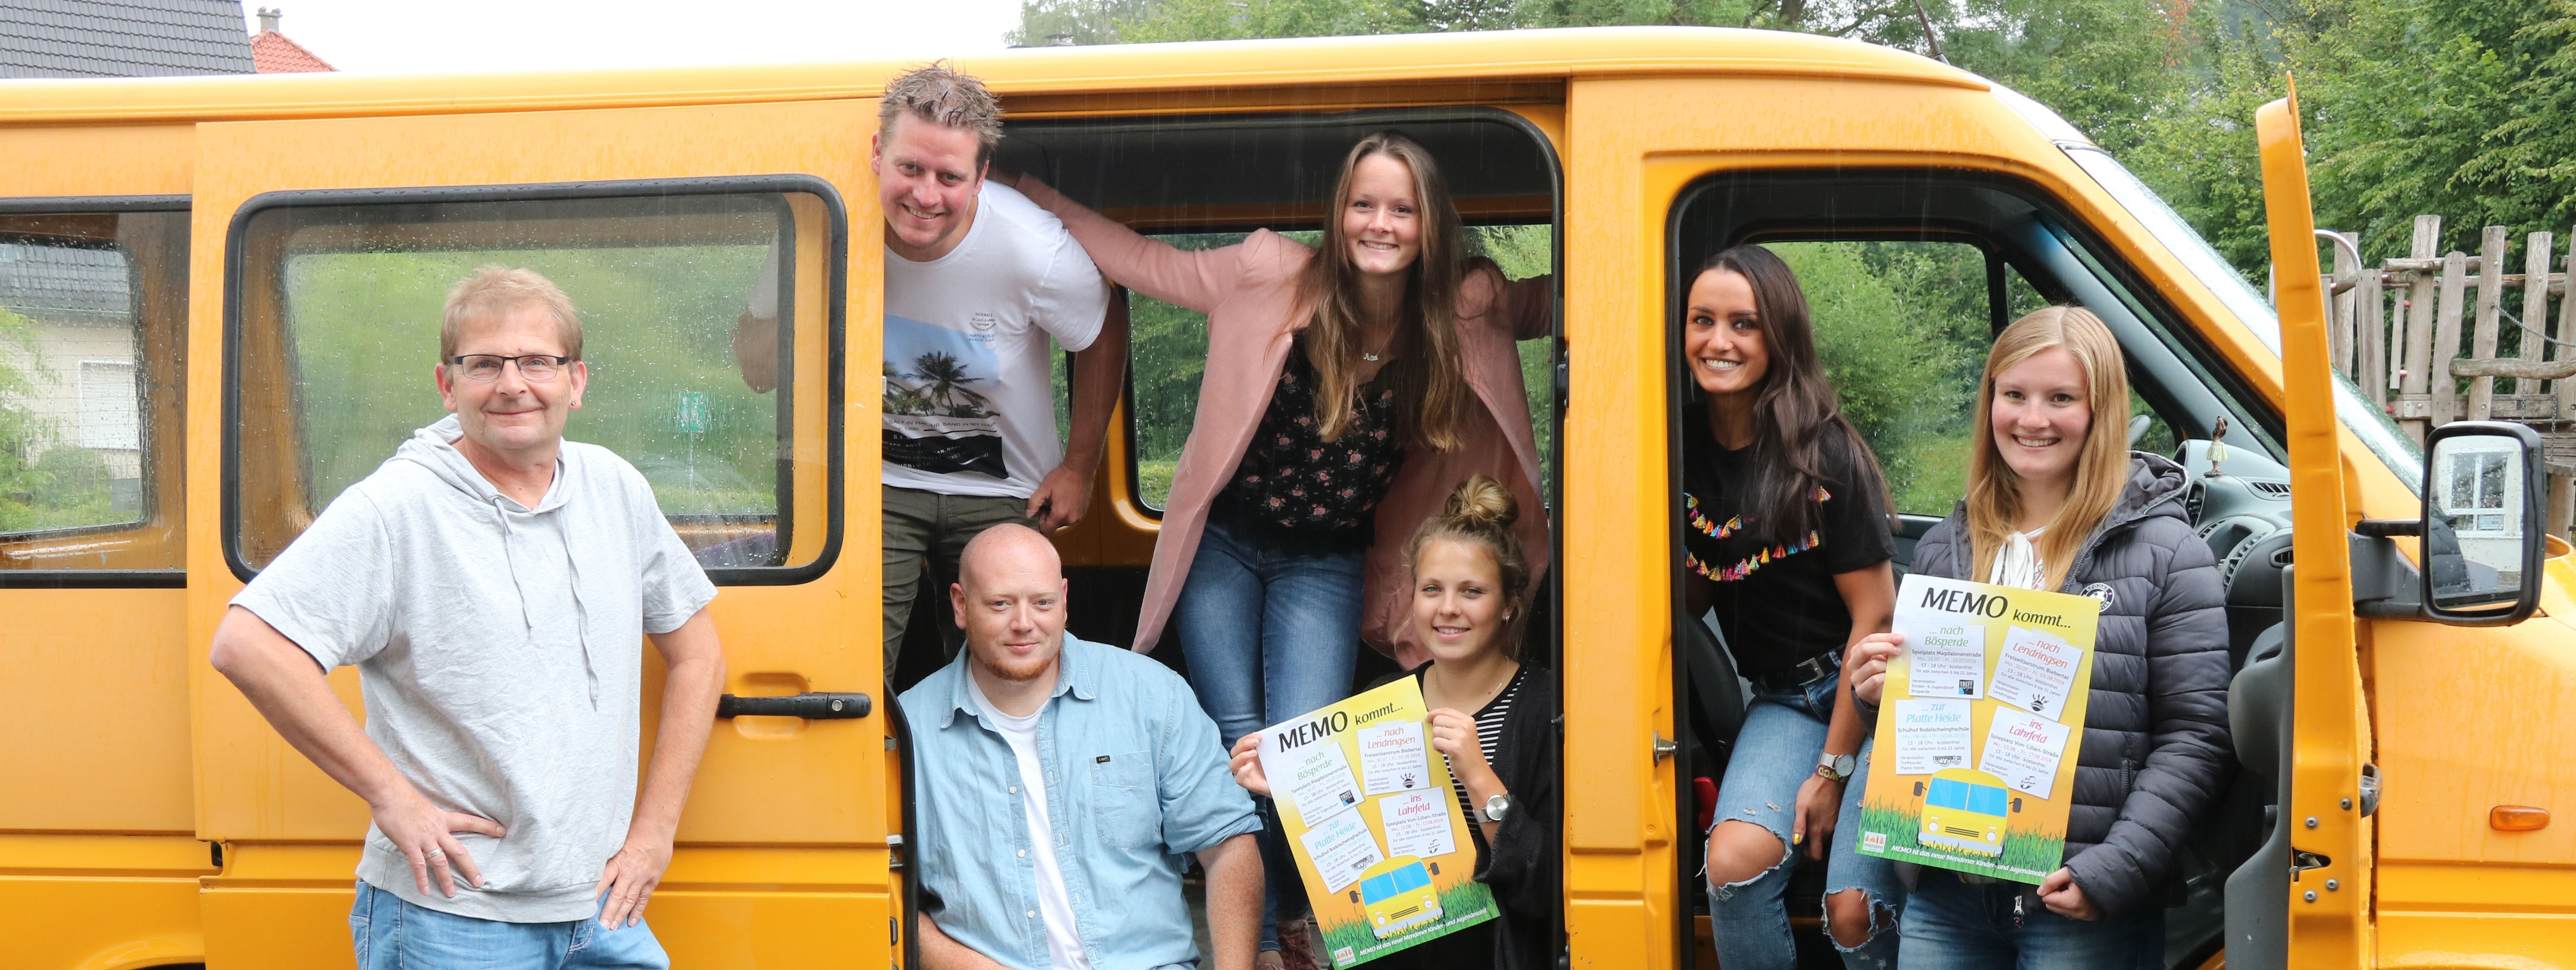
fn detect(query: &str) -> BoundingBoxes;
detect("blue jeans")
[1705,677,1904,970]
[350,881,668,970]
[1173,517,1365,953]
[1897,868,2164,970]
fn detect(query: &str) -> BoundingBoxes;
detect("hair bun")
[1443,474,1518,528]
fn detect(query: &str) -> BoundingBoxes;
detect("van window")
[1127,232,1238,510]
[0,207,186,573]
[1115,225,1555,511]
[226,185,842,581]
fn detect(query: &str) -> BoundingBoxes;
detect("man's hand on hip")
[594,836,674,928]
[371,787,504,899]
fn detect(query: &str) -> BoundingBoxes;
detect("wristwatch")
[1815,751,1857,783]
[1476,793,1513,824]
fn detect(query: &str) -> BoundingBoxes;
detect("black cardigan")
[1388,662,1561,970]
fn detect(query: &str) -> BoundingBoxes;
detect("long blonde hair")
[1967,306,2132,591]
[1296,131,1471,451]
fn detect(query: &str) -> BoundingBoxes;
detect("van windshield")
[2061,145,2424,489]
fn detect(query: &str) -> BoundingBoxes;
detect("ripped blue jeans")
[1705,677,1904,970]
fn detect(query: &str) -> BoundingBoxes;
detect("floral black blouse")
[1219,348,1405,539]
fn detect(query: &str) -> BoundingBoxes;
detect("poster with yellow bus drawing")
[1854,573,2101,884]
[1258,678,1496,967]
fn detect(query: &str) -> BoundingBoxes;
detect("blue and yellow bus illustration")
[1348,856,1443,937]
[1913,768,2023,855]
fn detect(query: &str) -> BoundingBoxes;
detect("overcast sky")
[246,0,1030,75]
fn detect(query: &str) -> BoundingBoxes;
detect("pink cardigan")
[1016,177,1554,667]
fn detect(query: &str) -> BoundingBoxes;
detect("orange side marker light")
[2491,806,2549,831]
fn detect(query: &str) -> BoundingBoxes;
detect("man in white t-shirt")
[735,64,1124,678]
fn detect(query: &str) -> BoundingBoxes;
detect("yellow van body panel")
[0,24,2568,968]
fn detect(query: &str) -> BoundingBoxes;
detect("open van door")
[2226,82,2376,969]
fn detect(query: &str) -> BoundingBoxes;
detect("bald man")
[901,526,1262,970]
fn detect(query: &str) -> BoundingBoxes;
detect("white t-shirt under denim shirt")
[967,674,1095,970]
[231,415,718,923]
[879,182,1111,499]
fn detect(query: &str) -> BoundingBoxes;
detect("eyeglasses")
[447,354,573,382]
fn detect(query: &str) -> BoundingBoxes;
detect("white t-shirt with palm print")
[881,181,1111,500]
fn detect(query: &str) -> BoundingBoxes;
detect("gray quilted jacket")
[1909,453,2233,917]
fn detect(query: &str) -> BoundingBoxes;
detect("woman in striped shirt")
[1232,474,1560,970]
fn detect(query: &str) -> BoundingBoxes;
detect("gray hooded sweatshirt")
[233,415,717,923]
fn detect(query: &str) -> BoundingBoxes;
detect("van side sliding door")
[190,100,891,967]
[0,124,210,970]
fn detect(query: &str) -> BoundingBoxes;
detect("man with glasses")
[211,265,726,970]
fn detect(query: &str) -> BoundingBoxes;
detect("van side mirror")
[2011,797,2023,813]
[2363,421,2547,625]
[1427,861,1440,876]
[1913,781,1925,797]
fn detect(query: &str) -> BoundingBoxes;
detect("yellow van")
[0,25,2567,970]
[1352,856,1443,938]
[1915,768,2017,857]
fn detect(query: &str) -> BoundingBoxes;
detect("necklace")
[1428,661,1516,712]
[1361,352,1379,362]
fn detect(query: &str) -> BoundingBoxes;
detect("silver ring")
[425,848,447,861]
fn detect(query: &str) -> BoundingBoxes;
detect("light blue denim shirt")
[899,634,1262,970]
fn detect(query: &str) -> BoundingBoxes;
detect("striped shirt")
[1442,665,1526,822]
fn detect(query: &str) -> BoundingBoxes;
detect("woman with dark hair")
[1228,474,1559,970]
[1685,245,1904,968]
[1002,131,1551,967]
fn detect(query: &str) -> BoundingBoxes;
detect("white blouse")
[1988,526,2049,591]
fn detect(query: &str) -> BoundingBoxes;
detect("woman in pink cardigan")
[1005,130,1551,964]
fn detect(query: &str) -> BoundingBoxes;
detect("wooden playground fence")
[2320,215,2576,535]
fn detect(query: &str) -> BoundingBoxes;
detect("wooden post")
[2520,231,2552,380]
[2561,231,2576,423]
[2552,473,2574,544]
[2399,215,2442,442]
[2432,249,2469,426]
[2360,259,2388,408]
[2330,230,2358,381]
[2468,227,2506,419]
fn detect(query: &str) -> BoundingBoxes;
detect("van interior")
[1667,169,2287,967]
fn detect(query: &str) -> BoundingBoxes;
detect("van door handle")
[716,692,872,719]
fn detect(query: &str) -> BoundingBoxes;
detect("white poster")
[1299,808,1387,894]
[1989,625,2081,721]
[1375,790,1457,859]
[1890,699,1975,775]
[1979,711,2074,799]
[1357,721,1433,796]
[1264,737,1364,827]
[1908,622,1988,699]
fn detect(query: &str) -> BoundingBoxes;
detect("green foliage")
[2291,0,2576,261]
[280,245,781,517]
[1768,241,1986,515]
[0,308,117,533]
[1117,0,1426,41]
[1103,225,1554,509]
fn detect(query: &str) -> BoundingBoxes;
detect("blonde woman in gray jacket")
[1846,306,2231,969]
